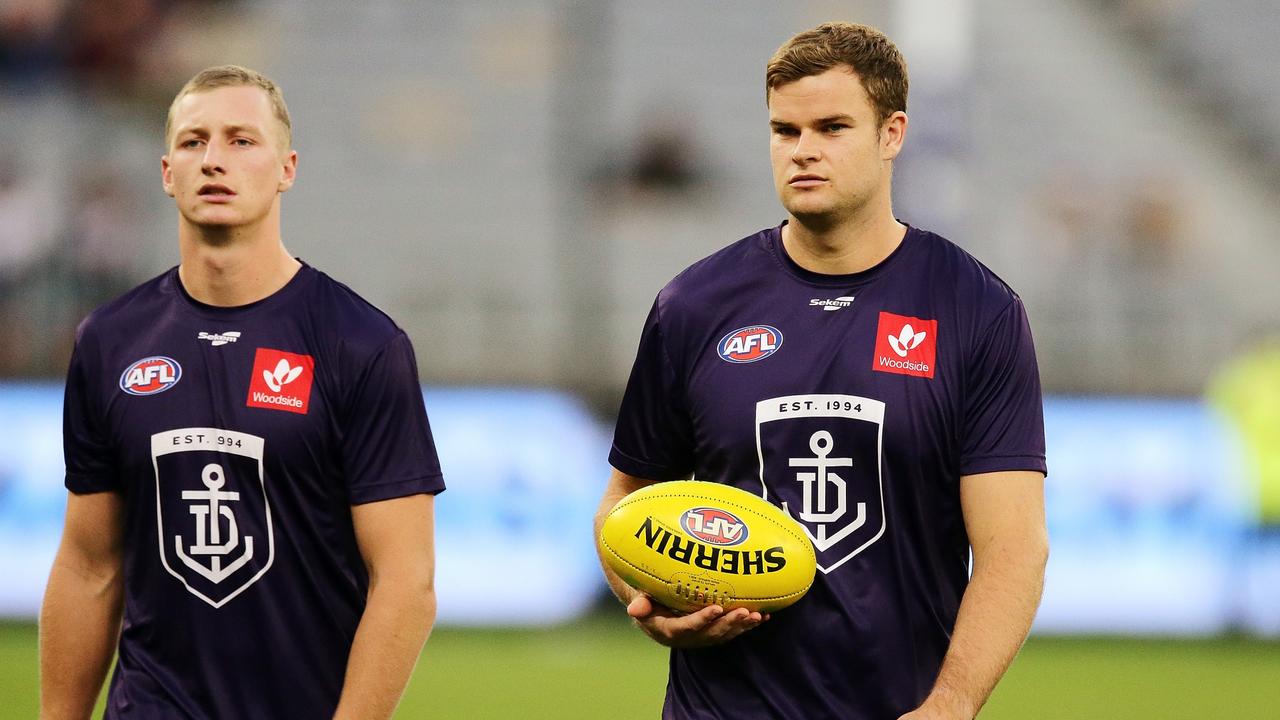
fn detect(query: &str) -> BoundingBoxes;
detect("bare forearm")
[39,558,123,719]
[922,542,1048,718]
[333,582,436,720]
[594,487,642,605]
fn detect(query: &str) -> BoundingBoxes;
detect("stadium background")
[1,0,1278,717]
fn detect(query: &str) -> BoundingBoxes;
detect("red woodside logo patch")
[246,348,314,414]
[872,312,937,379]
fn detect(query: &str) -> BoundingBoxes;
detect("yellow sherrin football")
[599,480,817,613]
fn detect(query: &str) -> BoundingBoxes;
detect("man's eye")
[182,139,203,148]
[233,138,253,146]
[825,124,848,132]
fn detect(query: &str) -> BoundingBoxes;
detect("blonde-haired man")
[598,23,1048,719]
[40,65,444,719]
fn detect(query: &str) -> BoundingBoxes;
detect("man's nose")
[791,130,821,164]
[201,143,225,175]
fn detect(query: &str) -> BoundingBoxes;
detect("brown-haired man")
[597,22,1048,720]
[40,65,444,719]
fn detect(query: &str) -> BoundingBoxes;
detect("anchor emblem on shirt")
[783,430,866,551]
[173,463,255,583]
[756,394,886,574]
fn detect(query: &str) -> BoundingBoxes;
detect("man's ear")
[880,111,908,161]
[278,150,298,193]
[161,155,175,197]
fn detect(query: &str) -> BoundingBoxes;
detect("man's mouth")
[198,184,235,197]
[789,174,826,187]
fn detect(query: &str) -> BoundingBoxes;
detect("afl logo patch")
[120,356,182,396]
[680,507,749,546]
[717,325,782,363]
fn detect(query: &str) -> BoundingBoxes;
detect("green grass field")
[3,615,1277,718]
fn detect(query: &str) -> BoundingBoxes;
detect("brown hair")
[766,22,908,125]
[165,65,292,150]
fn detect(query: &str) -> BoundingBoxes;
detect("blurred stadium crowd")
[0,0,256,375]
[0,0,1277,400]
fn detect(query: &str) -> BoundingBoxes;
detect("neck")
[781,190,905,275]
[177,212,300,307]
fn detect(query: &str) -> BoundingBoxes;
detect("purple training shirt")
[63,263,444,719]
[610,223,1046,719]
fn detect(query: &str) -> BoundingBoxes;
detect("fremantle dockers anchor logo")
[174,463,254,582]
[756,394,886,574]
[152,428,274,608]
[789,430,858,528]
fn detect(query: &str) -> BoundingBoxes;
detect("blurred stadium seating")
[3,0,1278,395]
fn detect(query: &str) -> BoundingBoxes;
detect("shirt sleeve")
[63,326,120,493]
[340,332,445,504]
[609,297,696,481]
[960,297,1048,476]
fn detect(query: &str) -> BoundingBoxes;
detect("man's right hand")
[626,594,767,649]
[597,470,768,648]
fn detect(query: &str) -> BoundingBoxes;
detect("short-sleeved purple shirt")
[610,224,1045,719]
[63,263,444,719]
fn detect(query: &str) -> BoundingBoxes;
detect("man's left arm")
[902,470,1048,720]
[333,493,437,720]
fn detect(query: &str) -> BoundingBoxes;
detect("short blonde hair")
[165,65,292,150]
[766,22,908,125]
